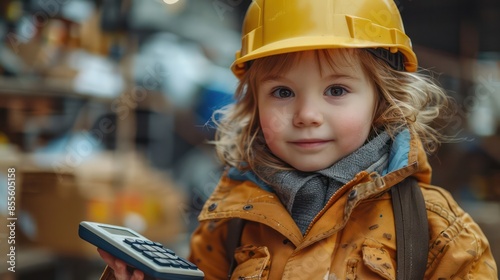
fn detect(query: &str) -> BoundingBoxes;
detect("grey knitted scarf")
[255,132,391,235]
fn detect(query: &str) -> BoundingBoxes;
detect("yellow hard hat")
[231,0,418,78]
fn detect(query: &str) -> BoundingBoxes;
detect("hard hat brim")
[231,36,417,78]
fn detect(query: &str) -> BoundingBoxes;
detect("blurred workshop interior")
[0,0,499,279]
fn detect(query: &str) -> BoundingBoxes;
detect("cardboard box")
[19,171,90,256]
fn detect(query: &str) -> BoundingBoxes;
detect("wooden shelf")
[0,76,113,103]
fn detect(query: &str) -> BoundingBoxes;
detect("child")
[99,0,498,279]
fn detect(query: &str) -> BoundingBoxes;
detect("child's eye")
[271,87,294,98]
[325,86,348,97]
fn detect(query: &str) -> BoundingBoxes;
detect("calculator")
[78,221,204,280]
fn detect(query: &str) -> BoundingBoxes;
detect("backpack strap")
[225,218,246,279]
[391,177,429,279]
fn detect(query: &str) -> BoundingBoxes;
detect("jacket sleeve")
[188,219,231,280]
[422,184,498,279]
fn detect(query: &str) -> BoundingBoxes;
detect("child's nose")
[293,101,324,127]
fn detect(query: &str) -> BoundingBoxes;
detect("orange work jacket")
[189,131,498,279]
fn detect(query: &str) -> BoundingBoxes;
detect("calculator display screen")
[99,225,139,237]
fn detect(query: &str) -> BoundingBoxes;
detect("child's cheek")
[261,121,280,153]
[336,114,373,145]
[259,118,285,157]
[260,108,292,134]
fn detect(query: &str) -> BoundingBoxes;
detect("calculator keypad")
[123,238,198,270]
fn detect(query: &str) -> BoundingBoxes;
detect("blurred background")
[0,0,498,279]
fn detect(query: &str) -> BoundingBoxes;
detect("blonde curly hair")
[211,48,455,172]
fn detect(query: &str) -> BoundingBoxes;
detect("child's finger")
[113,259,133,279]
[97,248,134,280]
[131,269,145,280]
[97,248,118,269]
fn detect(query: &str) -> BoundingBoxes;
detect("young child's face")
[257,50,377,172]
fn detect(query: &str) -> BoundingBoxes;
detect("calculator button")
[123,238,135,245]
[153,258,172,266]
[142,251,157,259]
[179,259,198,270]
[131,244,147,252]
[155,247,167,253]
[153,252,166,259]
[142,245,157,252]
[164,248,175,255]
[144,240,154,245]
[176,261,190,269]
[153,242,163,247]
[135,239,145,244]
[168,260,181,268]
[164,253,178,260]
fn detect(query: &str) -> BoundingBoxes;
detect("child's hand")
[97,248,146,280]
